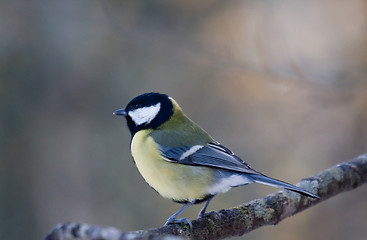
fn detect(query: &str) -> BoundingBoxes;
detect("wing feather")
[160,142,260,175]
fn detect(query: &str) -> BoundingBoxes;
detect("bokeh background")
[1,1,367,239]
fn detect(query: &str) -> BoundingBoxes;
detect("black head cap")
[114,92,174,136]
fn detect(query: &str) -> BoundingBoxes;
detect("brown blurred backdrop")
[0,1,366,240]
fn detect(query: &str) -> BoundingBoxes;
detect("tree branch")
[45,153,367,240]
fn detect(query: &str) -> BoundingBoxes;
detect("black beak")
[113,108,127,116]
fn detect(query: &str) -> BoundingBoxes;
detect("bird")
[113,92,319,228]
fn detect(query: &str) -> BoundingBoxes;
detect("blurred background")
[1,1,366,239]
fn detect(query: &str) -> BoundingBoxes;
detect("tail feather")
[249,174,319,198]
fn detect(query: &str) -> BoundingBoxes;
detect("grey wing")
[160,142,260,175]
[160,142,320,199]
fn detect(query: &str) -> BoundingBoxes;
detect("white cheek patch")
[128,102,161,126]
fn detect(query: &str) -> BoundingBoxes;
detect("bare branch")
[45,153,367,240]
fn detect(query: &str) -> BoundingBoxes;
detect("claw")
[163,202,193,230]
[197,211,205,219]
[164,217,193,230]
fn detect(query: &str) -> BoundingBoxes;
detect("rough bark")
[45,153,367,240]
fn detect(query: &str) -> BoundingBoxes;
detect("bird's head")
[114,92,175,136]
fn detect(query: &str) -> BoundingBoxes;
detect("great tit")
[114,92,319,227]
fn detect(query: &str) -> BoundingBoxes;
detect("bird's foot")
[164,218,192,230]
[197,210,205,219]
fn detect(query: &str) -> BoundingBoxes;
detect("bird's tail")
[248,174,319,198]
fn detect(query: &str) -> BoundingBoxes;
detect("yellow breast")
[131,130,215,202]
